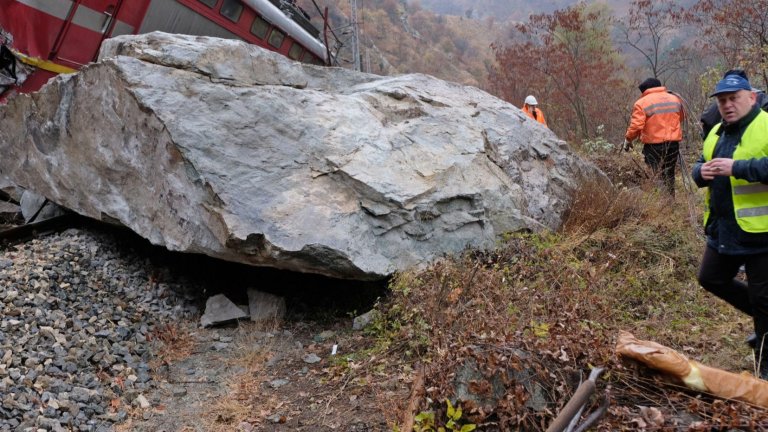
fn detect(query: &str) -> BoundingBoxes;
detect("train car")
[0,0,332,101]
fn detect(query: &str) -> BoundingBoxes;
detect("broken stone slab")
[0,175,22,203]
[352,309,380,331]
[453,349,549,411]
[0,32,606,280]
[0,201,20,221]
[269,378,289,389]
[313,330,335,342]
[247,289,286,323]
[19,190,65,223]
[200,294,249,328]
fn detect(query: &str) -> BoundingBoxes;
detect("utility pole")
[349,0,361,71]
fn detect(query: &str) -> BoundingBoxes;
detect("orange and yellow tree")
[489,3,631,144]
[687,0,768,90]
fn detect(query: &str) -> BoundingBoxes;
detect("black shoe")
[748,333,758,349]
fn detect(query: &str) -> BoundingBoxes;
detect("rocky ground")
[5,203,768,431]
[0,221,391,431]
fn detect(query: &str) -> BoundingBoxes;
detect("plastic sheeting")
[616,330,768,408]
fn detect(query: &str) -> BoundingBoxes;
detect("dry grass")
[140,153,762,430]
[149,322,195,366]
[366,167,760,430]
[199,321,282,432]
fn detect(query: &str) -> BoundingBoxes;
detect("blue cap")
[710,74,752,97]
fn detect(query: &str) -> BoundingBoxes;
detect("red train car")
[0,0,331,101]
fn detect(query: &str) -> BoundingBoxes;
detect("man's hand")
[702,158,735,180]
[623,139,633,152]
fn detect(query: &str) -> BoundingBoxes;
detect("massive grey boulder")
[0,32,601,280]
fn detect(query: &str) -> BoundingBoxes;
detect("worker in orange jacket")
[624,77,685,195]
[522,95,547,127]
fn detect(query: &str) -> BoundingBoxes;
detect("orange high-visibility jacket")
[523,105,547,127]
[625,86,684,144]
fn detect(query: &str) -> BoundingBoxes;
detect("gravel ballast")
[0,227,199,431]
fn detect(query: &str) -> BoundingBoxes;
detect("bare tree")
[688,0,768,89]
[617,0,689,81]
[490,3,629,142]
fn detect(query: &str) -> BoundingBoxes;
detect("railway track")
[0,212,86,245]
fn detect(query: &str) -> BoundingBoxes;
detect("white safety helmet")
[524,95,538,106]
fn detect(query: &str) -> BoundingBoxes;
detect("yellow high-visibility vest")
[703,110,768,232]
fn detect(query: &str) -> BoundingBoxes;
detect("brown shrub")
[371,165,757,430]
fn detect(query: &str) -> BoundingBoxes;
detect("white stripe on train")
[18,0,134,34]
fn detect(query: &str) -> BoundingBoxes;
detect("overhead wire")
[670,89,703,227]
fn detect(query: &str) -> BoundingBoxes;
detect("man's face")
[716,90,757,123]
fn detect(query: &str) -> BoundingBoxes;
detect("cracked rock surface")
[0,32,604,280]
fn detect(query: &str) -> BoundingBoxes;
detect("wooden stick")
[400,364,426,432]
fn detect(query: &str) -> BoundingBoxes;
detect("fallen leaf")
[114,376,125,390]
[639,406,664,426]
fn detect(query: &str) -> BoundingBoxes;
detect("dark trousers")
[697,246,768,358]
[642,141,679,195]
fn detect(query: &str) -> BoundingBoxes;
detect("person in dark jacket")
[700,69,768,139]
[692,72,768,379]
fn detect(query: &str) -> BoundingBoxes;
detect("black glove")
[623,139,633,152]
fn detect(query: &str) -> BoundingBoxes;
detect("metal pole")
[546,367,605,432]
[349,0,361,71]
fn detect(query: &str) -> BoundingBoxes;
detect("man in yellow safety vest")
[693,72,768,379]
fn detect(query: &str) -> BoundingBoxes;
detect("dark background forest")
[298,0,768,148]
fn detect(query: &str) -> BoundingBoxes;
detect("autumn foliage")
[299,0,768,150]
[688,0,768,90]
[489,4,631,143]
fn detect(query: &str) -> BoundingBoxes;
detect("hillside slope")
[302,0,504,88]
[410,0,699,20]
